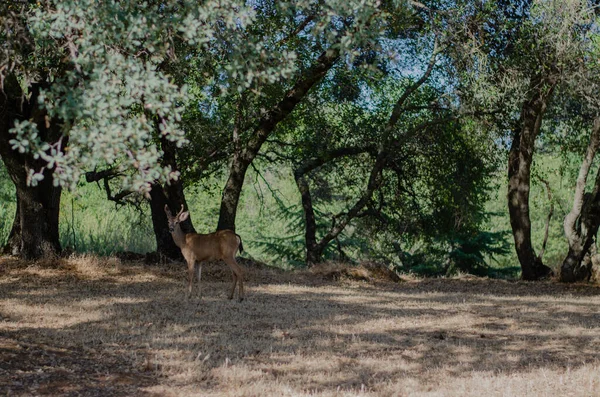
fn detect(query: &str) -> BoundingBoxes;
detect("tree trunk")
[561,205,600,282]
[149,182,195,259]
[562,247,594,282]
[294,173,322,264]
[217,152,249,232]
[1,171,62,260]
[561,117,600,282]
[507,73,557,280]
[217,48,341,231]
[147,136,195,261]
[15,176,62,259]
[0,74,62,259]
[149,184,184,261]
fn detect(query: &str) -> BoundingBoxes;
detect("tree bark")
[217,48,341,231]
[507,72,558,280]
[0,74,63,259]
[148,182,197,261]
[561,118,600,282]
[15,172,62,259]
[295,173,322,264]
[147,135,195,261]
[561,192,600,282]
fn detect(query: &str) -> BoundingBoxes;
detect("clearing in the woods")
[0,256,599,396]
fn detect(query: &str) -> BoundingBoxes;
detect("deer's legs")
[228,269,238,300]
[187,264,195,299]
[196,262,203,299]
[225,257,244,301]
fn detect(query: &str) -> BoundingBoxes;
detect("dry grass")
[1,255,599,396]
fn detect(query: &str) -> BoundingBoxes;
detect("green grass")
[0,153,587,276]
[0,164,15,246]
[0,165,302,262]
[59,187,155,255]
[484,153,582,273]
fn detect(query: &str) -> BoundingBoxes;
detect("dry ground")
[0,256,599,397]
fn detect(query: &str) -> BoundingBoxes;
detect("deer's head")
[164,204,189,233]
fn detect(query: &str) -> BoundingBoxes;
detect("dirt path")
[1,256,599,396]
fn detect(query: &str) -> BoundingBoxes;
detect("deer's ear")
[179,211,190,222]
[164,205,172,217]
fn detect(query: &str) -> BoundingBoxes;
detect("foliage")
[449,0,595,113]
[59,185,155,255]
[0,0,304,192]
[2,0,600,281]
[445,230,512,276]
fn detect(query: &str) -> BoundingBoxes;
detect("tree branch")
[276,13,317,47]
[386,36,442,132]
[294,145,377,178]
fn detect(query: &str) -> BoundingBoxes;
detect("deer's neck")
[171,225,188,248]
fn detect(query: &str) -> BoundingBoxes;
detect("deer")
[164,205,245,301]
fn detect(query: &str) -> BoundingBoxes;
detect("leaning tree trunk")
[561,117,600,282]
[217,48,341,231]
[507,73,557,281]
[217,151,249,232]
[0,75,63,259]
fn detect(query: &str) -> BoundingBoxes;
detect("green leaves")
[4,1,255,192]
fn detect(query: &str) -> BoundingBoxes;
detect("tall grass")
[0,164,15,246]
[59,186,155,255]
[0,163,300,260]
[484,153,581,272]
[0,153,585,274]
[0,202,14,246]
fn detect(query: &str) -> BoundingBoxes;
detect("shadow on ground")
[0,256,599,395]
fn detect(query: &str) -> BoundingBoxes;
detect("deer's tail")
[235,234,244,254]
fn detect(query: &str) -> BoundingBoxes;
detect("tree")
[0,74,62,258]
[263,20,499,268]
[288,53,446,265]
[561,117,600,281]
[0,1,282,258]
[212,0,402,231]
[448,0,594,280]
[507,70,559,280]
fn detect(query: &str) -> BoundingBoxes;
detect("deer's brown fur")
[165,205,245,301]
